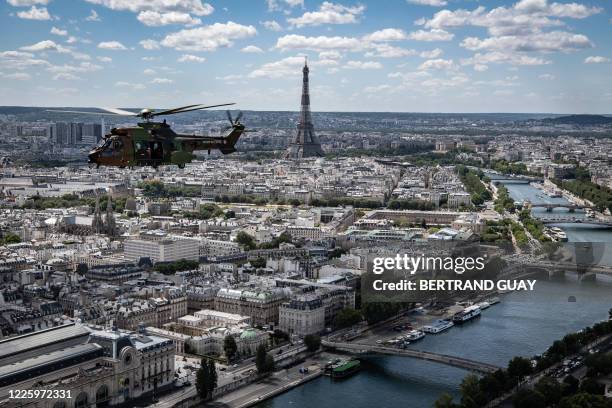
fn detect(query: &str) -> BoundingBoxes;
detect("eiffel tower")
[285,59,324,159]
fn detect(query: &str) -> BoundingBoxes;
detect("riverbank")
[207,352,341,408]
[255,279,612,408]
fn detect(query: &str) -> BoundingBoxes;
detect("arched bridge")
[322,340,500,375]
[538,217,612,227]
[527,203,591,212]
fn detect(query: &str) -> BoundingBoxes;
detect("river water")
[257,181,612,408]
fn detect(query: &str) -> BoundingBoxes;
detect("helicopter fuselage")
[88,121,244,168]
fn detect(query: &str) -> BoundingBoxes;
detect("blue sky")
[0,0,610,113]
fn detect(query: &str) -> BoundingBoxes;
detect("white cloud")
[249,56,338,78]
[0,50,50,71]
[461,51,551,66]
[345,60,383,70]
[216,74,243,83]
[267,0,303,12]
[538,73,555,80]
[7,0,49,5]
[241,45,263,53]
[408,29,454,41]
[276,34,362,52]
[50,27,68,36]
[419,48,443,58]
[160,22,257,51]
[97,56,112,62]
[363,84,393,94]
[98,41,127,50]
[53,73,82,81]
[85,0,214,16]
[137,11,201,26]
[365,44,415,58]
[473,64,488,72]
[362,28,407,42]
[461,31,592,53]
[178,54,206,62]
[407,0,447,6]
[140,39,160,50]
[584,56,610,64]
[2,72,31,80]
[319,51,342,60]
[115,81,146,90]
[287,2,365,28]
[249,56,306,78]
[47,61,103,74]
[152,78,174,84]
[277,28,445,55]
[424,2,600,35]
[16,6,51,20]
[261,20,283,31]
[418,58,456,70]
[20,40,70,53]
[86,9,101,21]
[143,68,156,75]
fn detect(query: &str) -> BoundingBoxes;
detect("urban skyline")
[0,0,611,113]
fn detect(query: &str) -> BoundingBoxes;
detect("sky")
[0,0,610,113]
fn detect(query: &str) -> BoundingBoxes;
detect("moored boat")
[452,305,481,324]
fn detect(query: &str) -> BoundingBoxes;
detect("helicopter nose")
[88,151,98,164]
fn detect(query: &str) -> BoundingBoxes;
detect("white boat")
[405,330,425,341]
[549,227,568,242]
[487,297,500,305]
[422,320,454,334]
[477,301,490,310]
[453,305,481,324]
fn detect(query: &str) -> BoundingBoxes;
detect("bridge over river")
[321,340,500,375]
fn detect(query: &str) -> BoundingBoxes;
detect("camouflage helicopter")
[48,103,246,168]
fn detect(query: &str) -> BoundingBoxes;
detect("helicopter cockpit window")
[97,138,110,148]
[112,140,123,150]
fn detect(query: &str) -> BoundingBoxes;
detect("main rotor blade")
[46,109,122,116]
[235,111,243,122]
[176,136,220,141]
[100,107,139,116]
[226,110,233,124]
[148,104,203,117]
[153,103,236,117]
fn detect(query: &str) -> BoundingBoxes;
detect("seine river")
[257,181,612,408]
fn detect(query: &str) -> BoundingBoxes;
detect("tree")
[512,389,546,408]
[535,376,563,406]
[225,210,236,219]
[434,393,458,408]
[507,356,533,383]
[579,377,605,395]
[195,358,210,400]
[459,374,487,408]
[562,375,580,396]
[334,308,362,329]
[206,360,217,396]
[264,354,275,372]
[223,335,238,361]
[559,393,612,408]
[255,344,267,373]
[75,263,88,276]
[585,353,612,376]
[250,257,267,269]
[304,334,321,352]
[236,231,256,250]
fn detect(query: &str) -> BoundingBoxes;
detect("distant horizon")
[1,1,611,112]
[0,106,611,117]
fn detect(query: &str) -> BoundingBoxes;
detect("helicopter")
[48,103,247,168]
